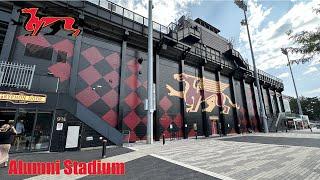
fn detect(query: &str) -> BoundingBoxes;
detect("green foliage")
[286,6,320,64]
[289,96,320,121]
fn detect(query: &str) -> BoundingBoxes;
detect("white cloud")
[303,67,318,75]
[102,0,200,26]
[305,87,320,96]
[278,72,289,78]
[238,0,320,71]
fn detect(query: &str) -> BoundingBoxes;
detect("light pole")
[234,0,269,133]
[281,48,303,116]
[147,0,154,144]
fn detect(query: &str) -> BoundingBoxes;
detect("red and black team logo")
[13,7,81,37]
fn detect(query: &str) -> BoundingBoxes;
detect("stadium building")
[0,1,284,153]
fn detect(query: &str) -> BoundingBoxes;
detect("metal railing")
[0,61,36,90]
[248,65,283,84]
[88,0,283,86]
[90,0,169,34]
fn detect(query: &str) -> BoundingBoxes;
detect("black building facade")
[0,1,285,153]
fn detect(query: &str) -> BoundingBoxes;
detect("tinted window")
[57,51,67,63]
[24,43,53,60]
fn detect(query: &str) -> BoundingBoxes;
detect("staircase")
[57,93,123,146]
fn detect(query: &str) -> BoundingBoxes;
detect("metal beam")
[0,5,19,62]
[200,65,209,137]
[118,31,129,132]
[69,14,84,97]
[147,0,154,144]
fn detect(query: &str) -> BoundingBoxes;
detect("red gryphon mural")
[166,73,240,114]
[18,8,81,37]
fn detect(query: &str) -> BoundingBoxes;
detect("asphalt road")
[81,155,218,180]
[0,147,133,180]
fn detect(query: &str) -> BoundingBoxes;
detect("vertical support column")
[200,65,209,137]
[180,60,187,139]
[260,84,267,115]
[69,14,84,97]
[241,79,251,130]
[251,82,261,131]
[230,75,240,134]
[155,53,160,141]
[279,93,285,112]
[216,70,226,135]
[266,87,274,116]
[117,32,128,132]
[273,90,280,114]
[0,5,19,61]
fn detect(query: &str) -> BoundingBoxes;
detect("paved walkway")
[5,131,320,180]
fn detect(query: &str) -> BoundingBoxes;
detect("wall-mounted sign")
[0,91,47,104]
[17,8,81,37]
[56,117,66,122]
[56,123,64,131]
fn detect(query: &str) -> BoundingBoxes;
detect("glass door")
[11,109,36,153]
[30,112,53,152]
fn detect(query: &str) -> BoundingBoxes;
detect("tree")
[289,96,320,121]
[286,5,320,64]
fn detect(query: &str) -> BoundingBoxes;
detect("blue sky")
[107,0,320,97]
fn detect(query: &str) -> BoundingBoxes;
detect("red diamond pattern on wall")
[142,81,147,89]
[48,62,71,82]
[52,39,74,58]
[127,59,140,74]
[163,130,170,138]
[81,47,104,65]
[102,110,118,127]
[159,96,172,112]
[104,71,119,89]
[101,90,118,109]
[141,116,147,125]
[105,53,120,69]
[125,74,141,90]
[189,129,196,137]
[125,92,142,110]
[129,132,137,142]
[79,66,102,85]
[123,111,141,130]
[174,114,182,128]
[76,87,100,107]
[160,114,171,129]
[17,34,51,47]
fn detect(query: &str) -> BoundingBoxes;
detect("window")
[57,51,67,63]
[24,43,53,60]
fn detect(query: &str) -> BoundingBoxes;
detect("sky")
[104,0,320,97]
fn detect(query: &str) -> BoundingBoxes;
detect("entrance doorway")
[0,108,53,153]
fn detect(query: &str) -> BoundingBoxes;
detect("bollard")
[102,139,107,158]
[195,130,198,139]
[218,122,222,137]
[162,134,165,145]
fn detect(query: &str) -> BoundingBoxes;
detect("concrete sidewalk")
[3,132,320,180]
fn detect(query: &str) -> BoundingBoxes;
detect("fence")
[0,61,36,90]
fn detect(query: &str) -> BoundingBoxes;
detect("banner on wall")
[0,91,47,104]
